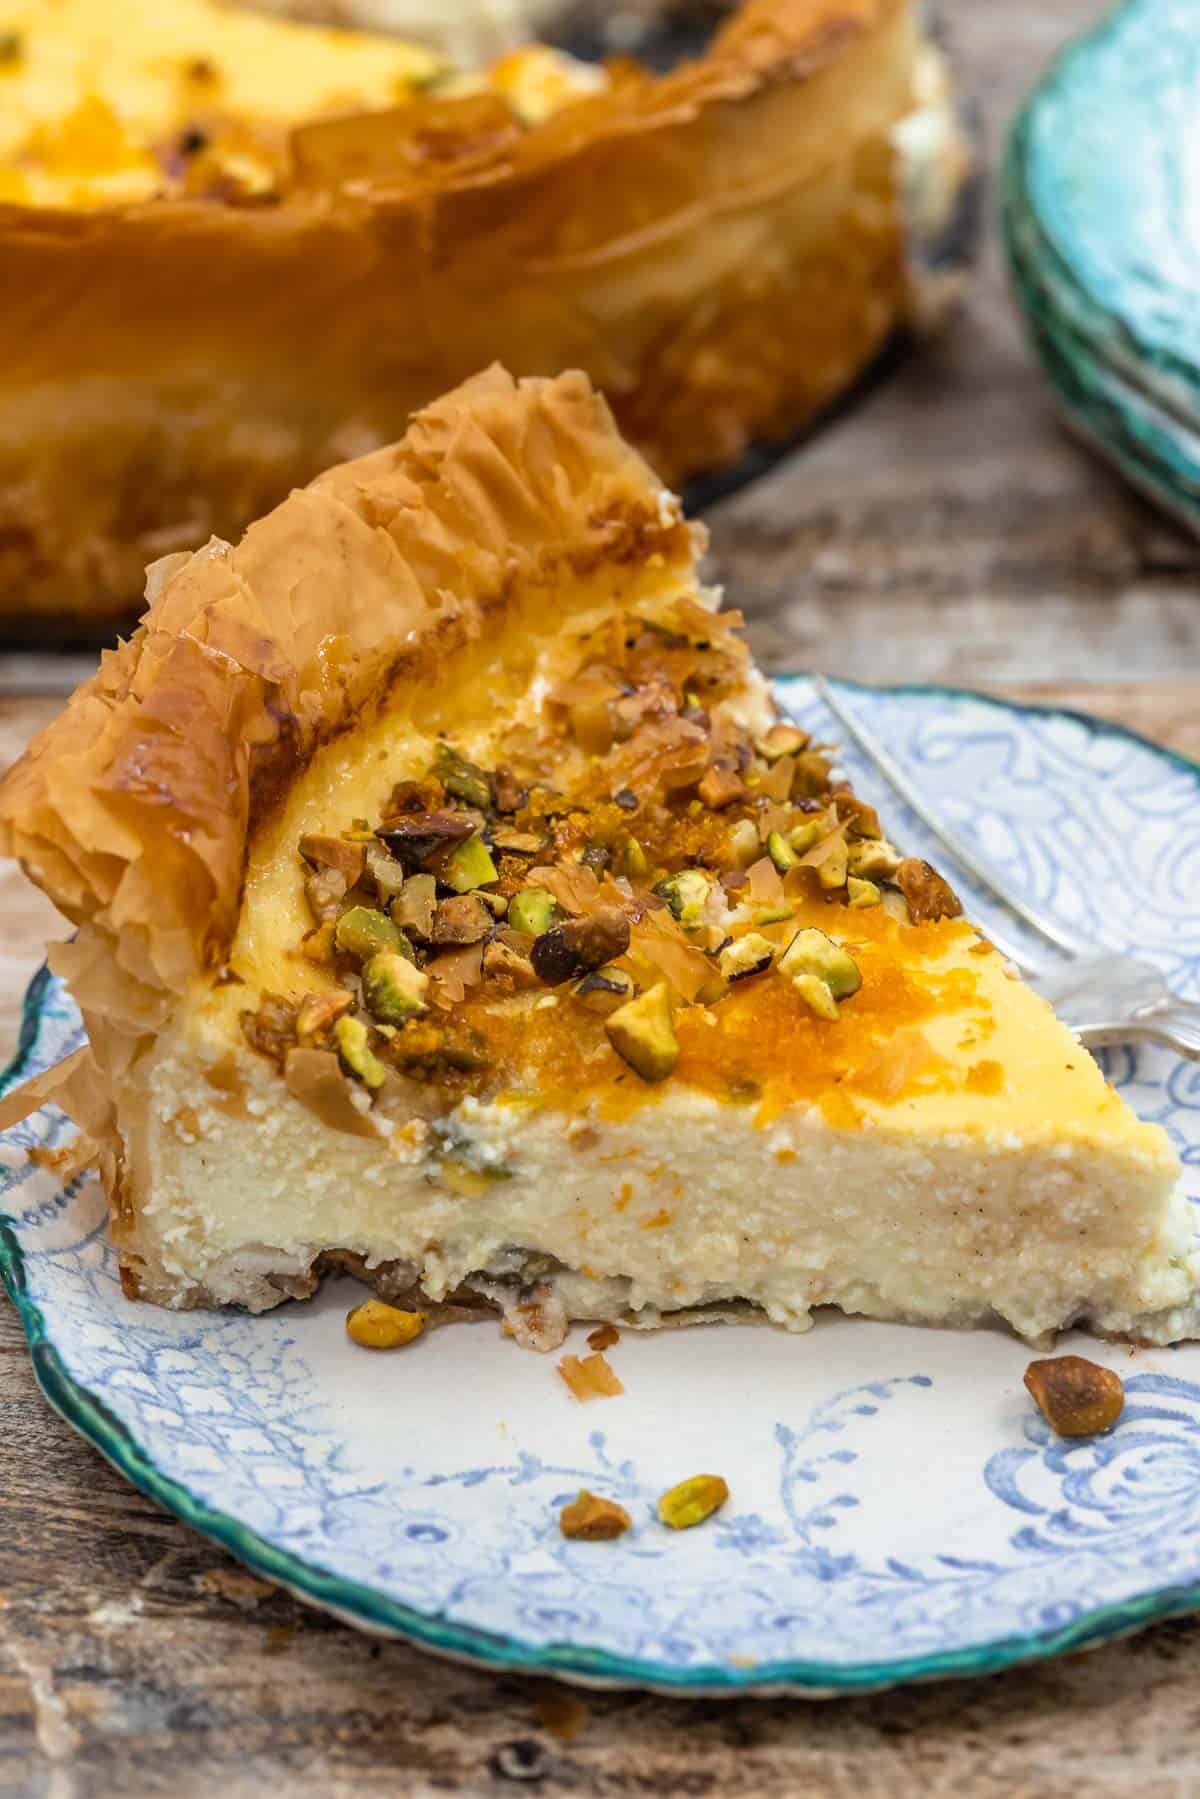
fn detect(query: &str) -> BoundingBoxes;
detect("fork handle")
[1078,1004,1200,1063]
[1146,999,1200,1062]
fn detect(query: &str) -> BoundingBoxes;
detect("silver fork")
[812,675,1200,1061]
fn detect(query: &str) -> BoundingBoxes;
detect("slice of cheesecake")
[1,367,1192,1348]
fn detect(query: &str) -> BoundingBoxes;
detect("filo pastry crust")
[0,366,697,1219]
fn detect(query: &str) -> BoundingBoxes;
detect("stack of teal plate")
[1002,0,1200,533]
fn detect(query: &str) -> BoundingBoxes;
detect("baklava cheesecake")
[0,0,967,634]
[1,368,1190,1349]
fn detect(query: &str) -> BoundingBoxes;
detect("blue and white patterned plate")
[4,678,1200,1697]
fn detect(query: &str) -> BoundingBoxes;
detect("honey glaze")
[462,915,992,1126]
[674,919,990,1123]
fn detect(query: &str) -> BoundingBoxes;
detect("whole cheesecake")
[0,0,967,636]
[0,366,1192,1349]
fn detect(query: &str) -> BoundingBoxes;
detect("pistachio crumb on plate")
[1024,1356,1125,1437]
[559,1491,633,1541]
[345,1299,427,1349]
[657,1475,730,1530]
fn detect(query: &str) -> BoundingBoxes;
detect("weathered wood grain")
[714,2,1200,690]
[1,0,1199,1791]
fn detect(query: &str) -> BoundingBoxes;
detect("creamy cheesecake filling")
[92,520,1190,1347]
[129,999,1191,1345]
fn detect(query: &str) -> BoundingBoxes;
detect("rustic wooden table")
[3,3,1200,1793]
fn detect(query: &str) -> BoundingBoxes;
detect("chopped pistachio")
[508,887,556,936]
[481,939,542,987]
[766,830,800,874]
[896,857,962,924]
[616,836,649,879]
[817,837,849,891]
[240,993,299,1069]
[726,818,762,868]
[834,793,883,840]
[790,973,840,1020]
[580,843,612,876]
[847,876,882,908]
[574,965,636,1015]
[334,905,402,962]
[657,1474,729,1530]
[559,1489,632,1541]
[786,817,825,855]
[430,895,492,945]
[391,1020,490,1078]
[778,928,862,1000]
[363,840,407,901]
[431,741,491,811]
[751,902,794,927]
[334,1015,387,1089]
[441,833,499,894]
[304,866,348,925]
[791,749,834,797]
[655,868,711,925]
[847,837,903,880]
[295,989,354,1047]
[490,827,550,855]
[392,873,437,940]
[492,768,526,813]
[299,832,366,888]
[377,811,473,871]
[478,891,510,917]
[718,933,775,981]
[345,1299,426,1350]
[605,982,678,1082]
[755,723,809,762]
[362,951,429,1024]
[1024,1356,1124,1438]
[532,909,631,985]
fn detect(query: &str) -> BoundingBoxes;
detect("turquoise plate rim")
[999,0,1200,536]
[1002,215,1200,531]
[1000,0,1199,402]
[4,676,1200,1696]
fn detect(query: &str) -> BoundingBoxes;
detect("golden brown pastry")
[0,367,1190,1352]
[0,0,965,636]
